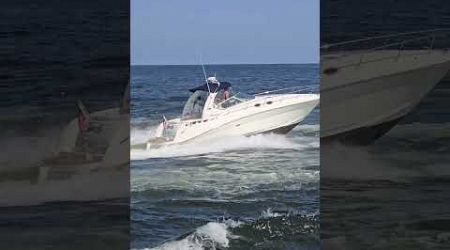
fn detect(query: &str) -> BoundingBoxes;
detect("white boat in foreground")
[140,77,320,149]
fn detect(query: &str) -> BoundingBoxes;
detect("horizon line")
[131,62,319,66]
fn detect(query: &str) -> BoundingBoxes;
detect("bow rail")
[321,29,450,69]
[253,85,319,96]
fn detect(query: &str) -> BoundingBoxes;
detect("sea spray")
[146,221,241,250]
[130,133,303,160]
[131,125,158,145]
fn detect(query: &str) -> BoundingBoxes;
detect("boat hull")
[145,94,319,148]
[321,50,450,144]
[177,96,319,144]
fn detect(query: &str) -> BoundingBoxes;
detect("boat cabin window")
[220,96,242,109]
[218,92,251,109]
[182,90,208,120]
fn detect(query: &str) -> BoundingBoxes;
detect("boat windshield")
[219,92,252,109]
[181,90,208,120]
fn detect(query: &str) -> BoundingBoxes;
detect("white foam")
[145,237,203,250]
[131,133,301,160]
[130,127,319,196]
[145,221,237,250]
[131,125,158,145]
[196,222,230,247]
[261,207,283,218]
[295,124,320,133]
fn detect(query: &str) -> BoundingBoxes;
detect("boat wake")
[131,125,159,145]
[130,125,318,160]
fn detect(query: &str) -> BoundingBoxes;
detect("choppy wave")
[131,125,158,145]
[131,167,318,200]
[137,211,318,250]
[294,124,320,134]
[141,220,239,250]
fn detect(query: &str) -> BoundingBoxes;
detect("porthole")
[267,101,273,105]
[254,103,261,107]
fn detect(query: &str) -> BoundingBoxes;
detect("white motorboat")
[321,30,450,144]
[141,77,319,149]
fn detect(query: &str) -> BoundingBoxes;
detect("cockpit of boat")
[181,82,254,120]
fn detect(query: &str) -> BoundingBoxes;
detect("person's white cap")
[207,76,218,83]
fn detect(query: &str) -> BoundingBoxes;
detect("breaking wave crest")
[131,125,159,145]
[136,210,319,250]
[142,220,240,250]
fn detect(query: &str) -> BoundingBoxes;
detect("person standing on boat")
[206,76,232,104]
[207,76,220,92]
[223,86,230,100]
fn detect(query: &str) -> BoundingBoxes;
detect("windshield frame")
[216,92,251,109]
[181,90,209,120]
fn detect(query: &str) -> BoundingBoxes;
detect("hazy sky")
[131,0,319,65]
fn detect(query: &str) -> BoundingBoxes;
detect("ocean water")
[130,64,320,249]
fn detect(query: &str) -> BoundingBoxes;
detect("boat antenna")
[200,55,211,93]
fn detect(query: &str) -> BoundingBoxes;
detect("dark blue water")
[131,64,320,249]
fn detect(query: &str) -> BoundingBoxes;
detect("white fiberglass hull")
[321,50,450,144]
[191,96,319,142]
[149,94,319,148]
